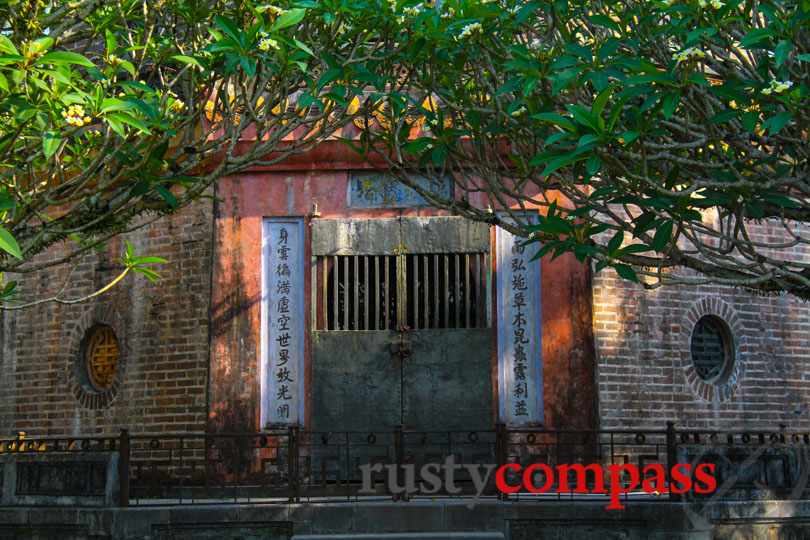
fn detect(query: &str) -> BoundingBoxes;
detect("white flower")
[510,106,527,117]
[62,105,91,127]
[441,6,455,18]
[166,90,185,113]
[403,4,423,16]
[762,79,793,95]
[259,4,286,16]
[673,47,705,63]
[459,22,482,39]
[259,37,279,51]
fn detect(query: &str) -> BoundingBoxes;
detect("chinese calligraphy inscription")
[496,223,542,425]
[262,218,304,426]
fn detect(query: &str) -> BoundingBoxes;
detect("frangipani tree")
[0,0,410,307]
[355,0,810,298]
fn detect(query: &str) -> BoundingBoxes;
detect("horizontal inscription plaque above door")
[348,171,452,207]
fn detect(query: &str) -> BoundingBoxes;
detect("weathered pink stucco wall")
[207,144,597,433]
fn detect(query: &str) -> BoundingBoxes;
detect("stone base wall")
[2,500,810,539]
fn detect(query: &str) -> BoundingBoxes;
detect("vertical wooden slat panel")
[384,256,390,330]
[322,257,328,330]
[410,255,419,330]
[397,252,406,328]
[434,255,439,329]
[478,253,485,328]
[444,254,449,329]
[332,255,338,331]
[454,254,460,329]
[343,256,349,330]
[352,255,360,330]
[423,255,429,330]
[375,256,380,330]
[478,253,492,328]
[364,256,369,331]
[465,254,470,329]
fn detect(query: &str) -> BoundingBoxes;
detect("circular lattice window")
[690,315,734,384]
[84,325,119,391]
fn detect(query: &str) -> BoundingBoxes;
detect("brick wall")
[0,199,214,438]
[594,220,810,431]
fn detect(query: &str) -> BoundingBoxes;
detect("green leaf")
[37,51,94,67]
[170,55,203,68]
[42,130,61,159]
[317,68,342,89]
[708,109,740,124]
[632,212,658,237]
[662,92,679,120]
[565,43,592,61]
[588,14,620,32]
[293,38,314,56]
[739,27,776,48]
[132,267,163,283]
[565,104,599,130]
[0,227,21,259]
[613,264,638,282]
[608,230,624,254]
[155,186,177,208]
[215,15,243,42]
[652,221,673,252]
[592,83,616,117]
[761,110,792,134]
[576,134,598,153]
[0,35,18,55]
[585,156,601,175]
[105,115,126,137]
[117,81,156,94]
[774,39,792,67]
[105,29,116,56]
[405,137,436,154]
[540,155,584,177]
[531,112,575,130]
[740,110,760,134]
[759,192,799,208]
[106,113,152,134]
[273,8,307,31]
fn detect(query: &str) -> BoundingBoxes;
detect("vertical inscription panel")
[262,218,305,427]
[496,223,542,426]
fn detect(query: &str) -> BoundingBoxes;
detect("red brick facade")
[0,200,213,437]
[2,161,808,437]
[594,271,810,431]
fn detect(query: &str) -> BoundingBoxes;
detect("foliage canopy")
[357,0,810,298]
[3,0,810,305]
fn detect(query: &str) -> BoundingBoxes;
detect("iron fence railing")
[1,423,809,506]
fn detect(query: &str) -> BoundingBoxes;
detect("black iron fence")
[1,423,809,506]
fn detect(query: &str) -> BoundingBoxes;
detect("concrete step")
[292,534,505,540]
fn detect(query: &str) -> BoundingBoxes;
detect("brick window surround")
[67,305,126,409]
[681,297,744,403]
